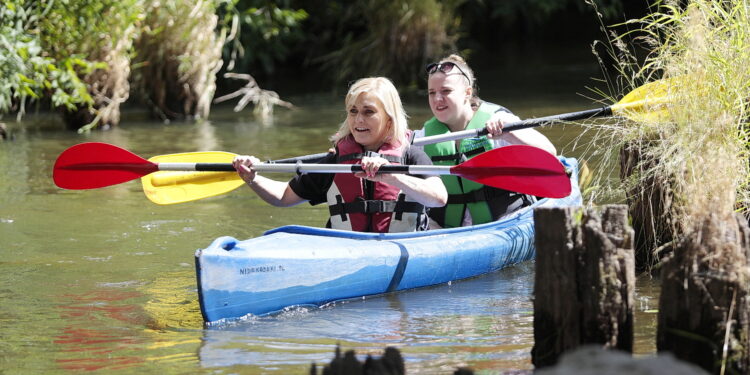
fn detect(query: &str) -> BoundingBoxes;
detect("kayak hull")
[196,157,582,323]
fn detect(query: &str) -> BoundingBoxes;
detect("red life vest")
[326,133,427,233]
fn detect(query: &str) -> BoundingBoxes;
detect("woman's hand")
[355,156,391,182]
[354,155,447,207]
[485,110,557,155]
[485,111,521,139]
[232,154,305,207]
[233,155,261,185]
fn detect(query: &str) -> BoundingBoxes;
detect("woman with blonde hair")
[415,54,556,228]
[233,77,447,233]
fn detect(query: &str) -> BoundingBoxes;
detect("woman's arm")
[384,175,447,207]
[485,111,557,155]
[233,155,306,207]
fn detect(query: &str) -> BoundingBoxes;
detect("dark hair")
[437,54,482,109]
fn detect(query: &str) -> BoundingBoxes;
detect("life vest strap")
[329,194,425,221]
[429,146,484,163]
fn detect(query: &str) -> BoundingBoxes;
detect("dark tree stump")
[657,213,750,374]
[579,205,635,351]
[312,346,405,375]
[531,206,582,367]
[620,141,677,272]
[532,205,635,368]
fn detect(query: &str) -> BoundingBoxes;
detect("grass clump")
[133,0,227,121]
[578,0,750,268]
[40,0,142,131]
[314,0,461,88]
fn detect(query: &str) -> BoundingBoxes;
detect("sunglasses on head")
[425,62,471,84]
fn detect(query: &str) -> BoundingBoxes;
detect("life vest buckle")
[362,200,386,214]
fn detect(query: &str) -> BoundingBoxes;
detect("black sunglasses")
[426,62,471,84]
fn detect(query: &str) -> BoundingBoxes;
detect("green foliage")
[133,0,224,120]
[40,0,142,130]
[581,0,750,244]
[39,0,140,60]
[1,0,141,124]
[221,0,308,75]
[1,0,647,127]
[0,0,93,117]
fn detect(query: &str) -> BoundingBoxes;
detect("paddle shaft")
[155,162,455,175]
[412,107,612,146]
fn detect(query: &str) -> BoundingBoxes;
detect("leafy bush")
[0,1,95,119]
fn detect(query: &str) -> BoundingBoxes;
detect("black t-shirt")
[288,147,434,205]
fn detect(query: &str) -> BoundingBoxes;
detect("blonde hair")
[330,77,409,147]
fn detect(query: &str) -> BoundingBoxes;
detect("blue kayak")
[196,157,582,323]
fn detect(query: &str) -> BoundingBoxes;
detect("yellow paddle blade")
[610,77,681,123]
[141,151,244,205]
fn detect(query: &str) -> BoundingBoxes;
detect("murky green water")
[0,58,658,373]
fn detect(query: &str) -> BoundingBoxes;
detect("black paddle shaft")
[190,163,412,173]
[191,152,333,172]
[194,163,236,172]
[476,107,613,135]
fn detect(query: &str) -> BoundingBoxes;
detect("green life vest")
[423,102,501,227]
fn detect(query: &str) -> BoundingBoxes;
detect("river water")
[0,55,659,374]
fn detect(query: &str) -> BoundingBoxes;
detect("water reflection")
[54,290,146,372]
[198,262,537,372]
[194,121,220,151]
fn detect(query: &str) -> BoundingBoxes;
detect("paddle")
[141,151,331,205]
[54,78,671,203]
[413,77,673,145]
[53,142,571,201]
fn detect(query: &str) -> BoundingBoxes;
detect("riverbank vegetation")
[579,1,750,369]
[1,0,638,131]
[582,0,750,266]
[132,0,225,122]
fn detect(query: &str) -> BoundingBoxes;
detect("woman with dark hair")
[415,54,556,228]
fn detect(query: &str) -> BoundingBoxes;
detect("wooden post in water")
[657,213,750,373]
[620,141,677,272]
[532,205,635,368]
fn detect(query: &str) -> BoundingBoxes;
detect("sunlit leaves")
[0,0,140,124]
[222,0,308,75]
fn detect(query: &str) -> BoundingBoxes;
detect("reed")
[39,0,141,131]
[578,0,750,262]
[132,0,225,121]
[317,0,461,87]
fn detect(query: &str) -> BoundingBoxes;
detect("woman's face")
[347,92,392,151]
[427,72,471,126]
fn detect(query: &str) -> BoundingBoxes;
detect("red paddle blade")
[451,145,572,198]
[53,142,158,189]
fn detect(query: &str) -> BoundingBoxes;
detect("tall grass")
[39,0,141,131]
[316,0,462,87]
[133,0,226,121]
[579,0,750,262]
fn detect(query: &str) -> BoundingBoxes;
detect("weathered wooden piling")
[620,141,677,272]
[657,213,750,374]
[532,205,635,368]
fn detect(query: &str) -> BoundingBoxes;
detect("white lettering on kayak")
[239,265,285,275]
